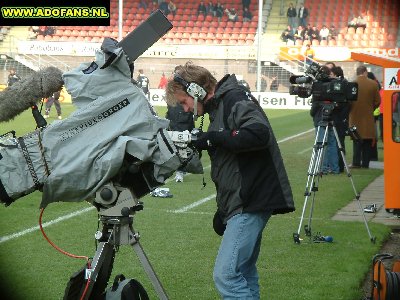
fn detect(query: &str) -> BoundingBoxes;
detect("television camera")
[289,62,358,103]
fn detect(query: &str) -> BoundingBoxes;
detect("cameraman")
[310,65,341,174]
[330,66,350,173]
[165,62,295,299]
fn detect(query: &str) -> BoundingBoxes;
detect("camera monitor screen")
[117,9,173,63]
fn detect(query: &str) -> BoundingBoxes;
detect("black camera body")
[289,62,358,103]
[312,78,358,103]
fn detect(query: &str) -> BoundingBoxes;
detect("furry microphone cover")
[0,66,64,122]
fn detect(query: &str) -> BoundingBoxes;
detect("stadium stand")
[37,0,259,45]
[303,0,398,48]
[22,0,399,49]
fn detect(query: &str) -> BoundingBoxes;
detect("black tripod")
[81,182,169,300]
[293,105,376,244]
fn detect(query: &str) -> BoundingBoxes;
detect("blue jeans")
[317,127,339,173]
[213,211,272,299]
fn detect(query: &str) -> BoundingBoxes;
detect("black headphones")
[173,73,207,102]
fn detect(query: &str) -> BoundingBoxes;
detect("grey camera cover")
[0,40,181,208]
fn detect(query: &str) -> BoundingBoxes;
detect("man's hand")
[191,131,216,150]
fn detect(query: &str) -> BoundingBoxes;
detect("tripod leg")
[306,126,328,237]
[332,126,376,243]
[131,241,169,300]
[83,241,115,300]
[294,126,327,243]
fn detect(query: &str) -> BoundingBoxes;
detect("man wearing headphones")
[165,62,295,299]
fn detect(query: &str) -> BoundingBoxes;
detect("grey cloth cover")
[0,39,181,208]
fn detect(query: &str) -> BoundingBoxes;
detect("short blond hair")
[165,61,217,106]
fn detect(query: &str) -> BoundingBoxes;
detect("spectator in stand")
[303,23,313,42]
[281,25,294,44]
[310,25,320,42]
[27,26,38,40]
[356,13,367,30]
[270,76,279,91]
[328,25,337,41]
[215,2,224,21]
[207,2,216,16]
[319,25,330,42]
[242,0,250,11]
[159,1,170,16]
[44,26,56,36]
[198,1,207,16]
[0,26,8,35]
[7,68,21,87]
[293,25,305,42]
[168,1,177,16]
[347,16,358,29]
[158,72,168,89]
[139,0,148,9]
[31,26,40,34]
[225,7,238,22]
[243,7,253,22]
[349,65,381,169]
[39,26,47,36]
[287,3,297,30]
[298,4,309,28]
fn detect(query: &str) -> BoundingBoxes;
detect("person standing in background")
[298,4,309,28]
[137,69,150,100]
[158,72,168,89]
[287,3,297,30]
[44,89,62,120]
[165,103,199,182]
[7,68,21,87]
[349,65,381,169]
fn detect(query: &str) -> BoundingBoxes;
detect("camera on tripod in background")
[289,62,359,103]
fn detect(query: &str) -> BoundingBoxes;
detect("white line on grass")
[0,206,94,244]
[169,194,216,213]
[277,128,314,144]
[0,129,312,244]
[298,147,313,154]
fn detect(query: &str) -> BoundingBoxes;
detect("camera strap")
[17,137,42,190]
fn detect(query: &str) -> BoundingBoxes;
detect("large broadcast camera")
[289,62,358,102]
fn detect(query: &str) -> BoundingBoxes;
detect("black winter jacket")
[203,75,295,222]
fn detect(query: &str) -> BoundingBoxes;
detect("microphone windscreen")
[0,67,64,122]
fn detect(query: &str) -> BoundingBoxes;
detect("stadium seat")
[295,39,303,46]
[368,40,378,47]
[347,27,355,34]
[351,40,361,47]
[360,40,369,47]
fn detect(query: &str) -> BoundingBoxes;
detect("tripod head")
[316,102,337,126]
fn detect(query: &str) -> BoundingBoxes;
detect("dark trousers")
[45,97,61,116]
[352,139,372,168]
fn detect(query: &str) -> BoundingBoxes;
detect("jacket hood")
[204,74,239,112]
